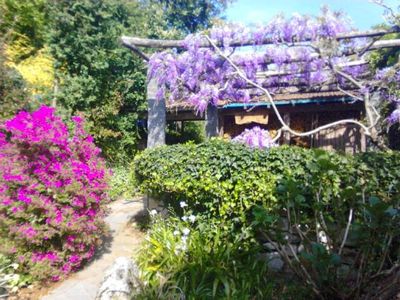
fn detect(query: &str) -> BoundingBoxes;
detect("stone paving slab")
[41,198,145,300]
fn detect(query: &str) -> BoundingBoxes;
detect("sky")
[225,0,399,30]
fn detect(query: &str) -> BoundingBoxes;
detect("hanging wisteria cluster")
[373,67,400,125]
[232,126,277,149]
[147,7,400,127]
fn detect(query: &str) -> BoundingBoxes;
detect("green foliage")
[0,253,32,296]
[0,0,48,59]
[252,149,400,299]
[356,150,400,200]
[136,212,276,300]
[48,0,147,163]
[150,0,233,34]
[108,164,137,200]
[0,52,28,121]
[166,121,205,145]
[135,139,277,224]
[135,141,400,299]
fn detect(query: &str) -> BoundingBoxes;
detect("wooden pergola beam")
[122,37,400,64]
[256,60,368,78]
[121,27,400,50]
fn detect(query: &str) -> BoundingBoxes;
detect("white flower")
[182,228,190,236]
[173,230,180,236]
[150,209,157,216]
[188,215,196,223]
[180,201,188,208]
[181,216,188,222]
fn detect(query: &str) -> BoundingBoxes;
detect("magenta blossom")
[0,106,110,281]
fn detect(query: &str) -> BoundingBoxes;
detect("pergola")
[121,25,400,148]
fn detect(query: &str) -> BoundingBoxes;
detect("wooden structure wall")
[166,100,366,154]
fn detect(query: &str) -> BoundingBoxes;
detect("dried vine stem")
[204,35,372,138]
[261,231,323,298]
[339,208,354,255]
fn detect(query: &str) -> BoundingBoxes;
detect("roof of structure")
[166,90,350,111]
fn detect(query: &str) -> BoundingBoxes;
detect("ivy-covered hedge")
[135,140,364,220]
[135,140,277,221]
[355,151,400,201]
[135,140,400,213]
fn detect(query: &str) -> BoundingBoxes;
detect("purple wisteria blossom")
[232,126,277,149]
[388,107,400,125]
[148,8,369,114]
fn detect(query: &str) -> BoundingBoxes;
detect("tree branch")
[204,35,372,137]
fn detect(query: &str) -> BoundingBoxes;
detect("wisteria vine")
[147,7,400,142]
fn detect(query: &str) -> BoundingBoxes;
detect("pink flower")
[68,254,81,265]
[22,226,37,239]
[0,106,110,280]
[17,188,32,204]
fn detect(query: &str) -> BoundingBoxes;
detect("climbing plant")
[142,7,400,148]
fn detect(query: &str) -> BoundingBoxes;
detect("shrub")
[252,149,400,299]
[135,140,400,299]
[135,139,276,223]
[166,121,205,145]
[0,106,110,281]
[355,151,400,201]
[0,52,29,122]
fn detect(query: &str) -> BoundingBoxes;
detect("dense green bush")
[135,139,276,223]
[135,140,400,299]
[0,54,28,121]
[355,151,400,201]
[135,140,358,222]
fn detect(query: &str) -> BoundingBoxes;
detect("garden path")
[41,197,145,300]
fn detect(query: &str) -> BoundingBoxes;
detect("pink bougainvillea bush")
[0,105,110,281]
[232,126,277,149]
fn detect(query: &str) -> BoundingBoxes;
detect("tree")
[0,0,54,102]
[48,0,149,162]
[150,0,233,34]
[0,52,28,121]
[0,0,48,60]
[0,15,29,121]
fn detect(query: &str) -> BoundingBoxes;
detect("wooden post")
[147,78,166,148]
[310,113,319,148]
[283,113,291,144]
[205,104,219,138]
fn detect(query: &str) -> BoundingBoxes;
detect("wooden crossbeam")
[121,27,400,50]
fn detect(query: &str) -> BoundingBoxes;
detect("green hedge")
[135,140,276,221]
[355,151,400,201]
[134,140,370,220]
[135,140,400,210]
